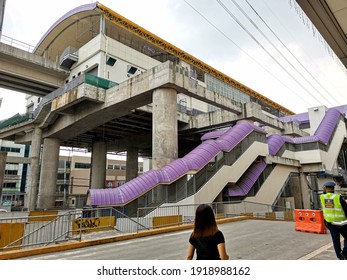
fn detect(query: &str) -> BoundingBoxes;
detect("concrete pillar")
[25,127,42,210]
[37,138,60,209]
[152,88,178,169]
[0,151,7,204]
[299,171,311,209]
[292,174,303,209]
[90,140,107,189]
[126,147,138,182]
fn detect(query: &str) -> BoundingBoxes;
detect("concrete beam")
[6,156,30,164]
[0,42,69,96]
[41,61,242,140]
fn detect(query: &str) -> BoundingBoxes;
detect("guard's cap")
[323,181,336,188]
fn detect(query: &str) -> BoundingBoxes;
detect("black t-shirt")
[189,230,225,260]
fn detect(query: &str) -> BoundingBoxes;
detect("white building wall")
[308,105,327,135]
[70,34,161,84]
[0,140,26,193]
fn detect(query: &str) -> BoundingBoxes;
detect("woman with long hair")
[185,204,229,260]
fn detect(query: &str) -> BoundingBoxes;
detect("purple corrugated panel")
[185,155,207,170]
[167,158,191,175]
[184,140,221,170]
[122,185,140,201]
[291,108,341,145]
[144,169,162,183]
[121,183,144,202]
[314,108,341,144]
[197,140,221,158]
[143,170,161,185]
[226,161,266,197]
[90,188,119,205]
[216,133,242,151]
[225,185,246,196]
[161,163,185,182]
[91,189,102,205]
[216,123,249,151]
[131,174,153,192]
[88,168,164,205]
[283,136,295,144]
[156,169,172,182]
[278,112,309,124]
[292,135,319,144]
[137,174,155,190]
[334,105,347,115]
[217,121,266,151]
[267,134,286,156]
[179,158,191,172]
[113,189,126,205]
[88,121,269,206]
[143,169,162,185]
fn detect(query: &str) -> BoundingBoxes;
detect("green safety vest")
[320,193,346,222]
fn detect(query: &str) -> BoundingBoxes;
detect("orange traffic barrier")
[294,209,326,234]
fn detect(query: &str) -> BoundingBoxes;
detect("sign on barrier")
[72,216,116,234]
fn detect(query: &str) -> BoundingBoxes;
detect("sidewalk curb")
[0,216,285,260]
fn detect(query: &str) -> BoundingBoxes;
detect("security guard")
[320,181,347,260]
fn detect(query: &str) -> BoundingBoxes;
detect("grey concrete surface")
[15,219,337,260]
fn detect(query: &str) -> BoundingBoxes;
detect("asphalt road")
[16,219,336,260]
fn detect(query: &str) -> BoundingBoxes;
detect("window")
[127,65,138,74]
[4,183,16,188]
[120,165,126,170]
[75,162,91,169]
[57,173,64,180]
[57,184,69,192]
[5,170,18,175]
[106,56,117,66]
[0,147,20,153]
[107,165,114,170]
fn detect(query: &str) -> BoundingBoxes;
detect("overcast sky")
[0,0,346,120]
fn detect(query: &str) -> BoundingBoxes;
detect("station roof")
[34,2,99,58]
[33,1,294,115]
[297,0,347,69]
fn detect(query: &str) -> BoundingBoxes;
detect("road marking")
[298,242,333,260]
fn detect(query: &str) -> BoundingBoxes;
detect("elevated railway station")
[0,2,346,220]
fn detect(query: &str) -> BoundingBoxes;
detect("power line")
[217,0,334,106]
[183,0,313,108]
[243,0,340,104]
[262,0,345,102]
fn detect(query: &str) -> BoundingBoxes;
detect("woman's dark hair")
[192,204,218,238]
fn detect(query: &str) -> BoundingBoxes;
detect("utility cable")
[217,0,332,106]
[263,0,346,101]
[243,0,340,104]
[183,0,313,108]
